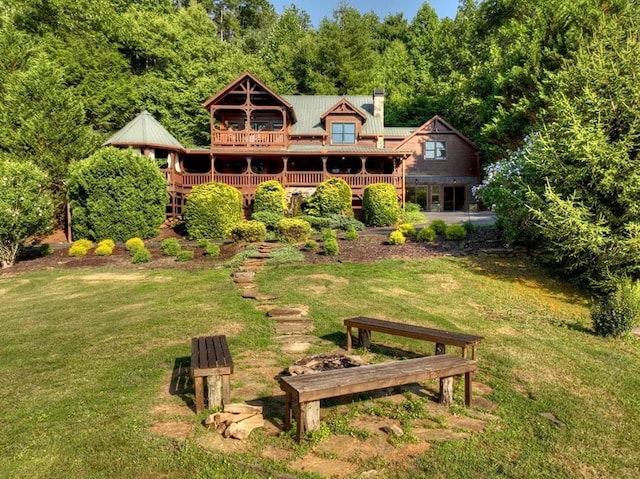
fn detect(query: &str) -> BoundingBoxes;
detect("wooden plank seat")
[280,354,477,443]
[344,316,483,359]
[190,335,233,414]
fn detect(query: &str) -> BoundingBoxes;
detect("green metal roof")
[282,95,385,136]
[104,111,183,149]
[384,127,416,137]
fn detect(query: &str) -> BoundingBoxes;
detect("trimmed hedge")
[305,178,352,217]
[231,220,267,243]
[416,227,436,242]
[125,237,145,252]
[68,239,93,257]
[253,180,287,215]
[363,183,401,226]
[161,238,181,256]
[67,147,168,241]
[251,211,284,230]
[388,230,406,245]
[276,218,311,244]
[184,182,243,240]
[445,224,467,240]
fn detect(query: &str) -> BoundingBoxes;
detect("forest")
[1,0,640,296]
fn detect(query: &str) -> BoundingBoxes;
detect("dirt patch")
[148,421,194,441]
[288,453,360,478]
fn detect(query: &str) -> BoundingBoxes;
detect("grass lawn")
[1,256,639,478]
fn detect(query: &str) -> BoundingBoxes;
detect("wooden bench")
[280,354,477,443]
[190,335,233,414]
[344,316,483,359]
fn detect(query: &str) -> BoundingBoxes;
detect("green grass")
[0,256,639,478]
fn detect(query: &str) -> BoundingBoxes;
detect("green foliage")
[445,224,467,241]
[344,226,359,241]
[175,250,194,262]
[263,245,305,265]
[161,238,181,256]
[0,158,54,268]
[430,219,447,235]
[250,210,284,230]
[398,222,416,237]
[305,178,352,217]
[67,147,168,242]
[297,213,363,232]
[94,239,115,256]
[303,239,318,251]
[404,202,421,213]
[416,227,436,243]
[402,210,428,224]
[591,277,640,338]
[463,221,477,233]
[388,230,406,245]
[184,182,243,240]
[363,183,401,227]
[253,180,287,215]
[323,237,340,256]
[98,239,115,250]
[68,239,93,257]
[125,237,145,252]
[199,240,220,257]
[231,220,267,243]
[276,218,311,244]
[131,246,152,264]
[320,229,337,242]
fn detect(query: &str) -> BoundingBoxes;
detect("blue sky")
[269,1,459,26]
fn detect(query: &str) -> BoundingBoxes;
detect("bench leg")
[222,374,231,405]
[346,325,352,353]
[435,343,454,405]
[194,376,205,413]
[206,374,223,408]
[358,328,371,350]
[297,400,320,443]
[465,371,473,406]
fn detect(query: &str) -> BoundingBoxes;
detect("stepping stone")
[267,308,304,318]
[274,321,314,335]
[241,289,260,299]
[248,253,271,259]
[232,271,255,283]
[414,429,471,442]
[256,294,278,301]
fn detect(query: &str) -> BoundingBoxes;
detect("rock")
[381,424,404,437]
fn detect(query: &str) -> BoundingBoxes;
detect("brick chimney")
[373,88,384,120]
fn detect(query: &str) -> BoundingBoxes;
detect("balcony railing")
[212,130,287,147]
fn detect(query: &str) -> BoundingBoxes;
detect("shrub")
[94,244,113,256]
[68,239,93,257]
[402,210,428,224]
[591,277,640,337]
[276,218,311,244]
[320,229,337,242]
[251,211,284,230]
[303,239,318,251]
[67,147,168,242]
[131,246,152,264]
[398,222,416,237]
[363,183,401,226]
[388,230,406,245]
[325,214,364,231]
[98,239,115,250]
[231,220,267,243]
[344,226,359,241]
[296,214,332,230]
[304,179,347,217]
[161,238,181,256]
[325,178,353,215]
[323,237,340,256]
[405,202,421,212]
[416,227,436,242]
[253,180,287,215]
[184,182,242,240]
[203,241,220,257]
[463,221,477,233]
[445,224,467,241]
[430,219,447,235]
[0,159,53,268]
[175,250,195,262]
[125,237,145,252]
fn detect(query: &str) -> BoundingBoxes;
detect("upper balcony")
[211,130,287,148]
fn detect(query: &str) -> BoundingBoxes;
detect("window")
[331,122,356,144]
[424,141,446,160]
[251,121,268,131]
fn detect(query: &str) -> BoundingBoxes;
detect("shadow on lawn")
[170,356,196,411]
[321,331,424,359]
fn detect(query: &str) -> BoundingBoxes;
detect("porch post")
[360,156,367,174]
[321,156,328,181]
[282,157,289,187]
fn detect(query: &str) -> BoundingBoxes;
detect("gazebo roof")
[104,111,183,149]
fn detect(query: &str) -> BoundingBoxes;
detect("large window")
[424,141,446,160]
[331,122,356,144]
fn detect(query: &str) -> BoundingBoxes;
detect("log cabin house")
[104,72,480,218]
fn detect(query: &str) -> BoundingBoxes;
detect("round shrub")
[416,227,436,242]
[363,183,401,227]
[184,182,242,240]
[405,202,421,212]
[200,240,220,257]
[161,238,181,256]
[305,178,352,217]
[323,237,340,256]
[231,220,267,243]
[303,239,318,251]
[430,219,447,235]
[398,222,416,237]
[251,211,284,230]
[276,218,311,244]
[98,239,115,250]
[175,250,195,262]
[591,278,640,337]
[325,214,364,231]
[131,246,152,264]
[67,147,168,242]
[68,239,93,257]
[94,244,113,256]
[344,226,359,241]
[321,229,337,242]
[253,180,287,215]
[125,237,145,252]
[388,230,406,245]
[445,224,467,241]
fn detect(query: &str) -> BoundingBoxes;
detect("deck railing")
[212,131,287,147]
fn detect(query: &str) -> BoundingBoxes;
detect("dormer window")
[331,122,356,144]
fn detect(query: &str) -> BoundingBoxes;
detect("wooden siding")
[403,132,479,179]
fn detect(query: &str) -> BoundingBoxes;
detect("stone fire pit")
[286,353,366,376]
